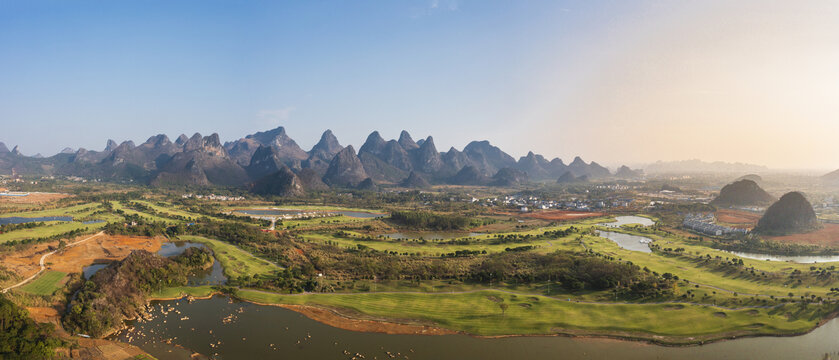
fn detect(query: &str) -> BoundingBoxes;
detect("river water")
[114,295,839,360]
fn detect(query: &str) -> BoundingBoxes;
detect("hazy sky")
[1,1,838,170]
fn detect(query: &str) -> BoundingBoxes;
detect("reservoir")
[0,216,73,225]
[602,215,655,228]
[115,295,839,360]
[597,231,653,253]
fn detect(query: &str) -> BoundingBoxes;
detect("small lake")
[235,209,384,219]
[83,263,109,280]
[0,216,73,225]
[601,215,655,228]
[383,232,484,240]
[597,231,653,253]
[157,242,207,257]
[157,242,227,285]
[114,295,839,360]
[726,251,839,264]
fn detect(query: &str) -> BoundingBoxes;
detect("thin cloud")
[257,107,296,126]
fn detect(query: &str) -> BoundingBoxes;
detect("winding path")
[1,231,105,293]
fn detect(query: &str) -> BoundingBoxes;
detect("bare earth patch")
[496,210,605,222]
[277,304,457,335]
[766,224,839,248]
[0,234,165,281]
[715,209,761,229]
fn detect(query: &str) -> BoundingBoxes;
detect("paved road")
[1,231,104,293]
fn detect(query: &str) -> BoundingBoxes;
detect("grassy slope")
[586,227,839,298]
[153,286,826,342]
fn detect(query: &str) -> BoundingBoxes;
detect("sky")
[1,0,838,170]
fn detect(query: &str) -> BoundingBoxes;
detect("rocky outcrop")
[323,146,369,187]
[491,167,529,187]
[400,171,431,188]
[251,166,305,197]
[450,165,489,186]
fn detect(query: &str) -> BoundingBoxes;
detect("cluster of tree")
[389,210,472,230]
[0,294,63,359]
[711,235,837,256]
[102,213,169,237]
[62,248,213,338]
[0,221,46,234]
[0,227,88,248]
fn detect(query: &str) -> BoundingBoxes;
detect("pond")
[601,215,655,228]
[383,232,485,240]
[157,241,207,257]
[157,242,227,285]
[726,251,839,264]
[597,231,653,253]
[235,209,385,219]
[82,263,109,280]
[114,295,839,360]
[0,216,73,225]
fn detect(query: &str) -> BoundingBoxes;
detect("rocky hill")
[1,125,635,194]
[754,192,820,235]
[710,180,775,207]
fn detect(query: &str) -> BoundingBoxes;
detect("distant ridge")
[645,159,768,174]
[0,126,639,193]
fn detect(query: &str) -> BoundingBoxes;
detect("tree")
[499,303,509,316]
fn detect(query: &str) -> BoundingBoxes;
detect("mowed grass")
[133,200,228,223]
[583,232,838,298]
[154,286,825,341]
[111,202,179,224]
[20,271,67,295]
[299,226,584,255]
[588,226,839,297]
[178,236,282,278]
[1,202,101,218]
[0,221,107,244]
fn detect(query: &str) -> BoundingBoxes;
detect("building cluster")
[682,213,748,236]
[465,194,635,212]
[181,193,246,201]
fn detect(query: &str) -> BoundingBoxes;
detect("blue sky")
[2,1,838,169]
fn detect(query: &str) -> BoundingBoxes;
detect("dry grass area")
[0,234,165,283]
[766,223,839,248]
[0,191,72,204]
[715,209,761,229]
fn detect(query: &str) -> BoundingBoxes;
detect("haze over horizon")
[2,0,838,170]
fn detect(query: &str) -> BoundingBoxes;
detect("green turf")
[0,221,107,244]
[152,286,828,342]
[20,271,67,296]
[178,236,282,278]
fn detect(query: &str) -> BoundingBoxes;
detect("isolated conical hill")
[710,179,775,207]
[754,192,820,235]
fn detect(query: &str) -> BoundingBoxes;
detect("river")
[114,295,839,360]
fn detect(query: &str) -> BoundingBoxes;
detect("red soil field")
[497,210,605,221]
[715,209,761,229]
[766,223,839,248]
